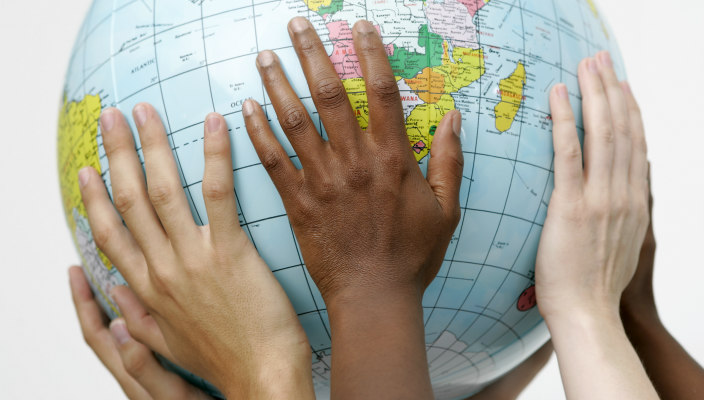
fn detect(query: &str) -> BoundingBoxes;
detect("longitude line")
[151,0,204,225]
[427,0,532,369]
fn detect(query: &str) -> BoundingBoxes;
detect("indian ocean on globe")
[58,1,625,398]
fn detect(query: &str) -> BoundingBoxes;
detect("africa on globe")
[58,0,624,398]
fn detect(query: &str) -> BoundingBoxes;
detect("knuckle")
[122,350,149,378]
[446,152,465,178]
[560,145,583,162]
[148,183,175,207]
[278,106,310,136]
[368,76,400,101]
[599,127,615,144]
[344,164,374,189]
[314,79,348,108]
[612,120,630,137]
[202,180,231,202]
[149,268,176,294]
[289,196,317,222]
[554,110,576,125]
[313,177,339,202]
[260,149,284,173]
[92,225,113,251]
[380,149,407,172]
[297,37,319,56]
[113,189,137,215]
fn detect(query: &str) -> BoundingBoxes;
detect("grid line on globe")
[58,0,625,398]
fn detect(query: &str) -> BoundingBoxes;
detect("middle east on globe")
[57,0,625,398]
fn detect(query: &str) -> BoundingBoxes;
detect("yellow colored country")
[342,78,370,130]
[434,41,485,93]
[585,0,610,38]
[58,94,116,309]
[494,61,526,133]
[305,0,333,12]
[405,95,456,162]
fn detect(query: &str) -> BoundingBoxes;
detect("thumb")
[427,110,464,224]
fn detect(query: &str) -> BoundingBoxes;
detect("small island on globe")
[58,0,624,398]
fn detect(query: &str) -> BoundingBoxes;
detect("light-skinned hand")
[78,106,314,399]
[243,17,464,399]
[69,266,211,400]
[536,51,657,400]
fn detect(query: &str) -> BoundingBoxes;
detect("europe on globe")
[58,0,624,398]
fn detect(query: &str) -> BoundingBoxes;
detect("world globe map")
[58,0,625,398]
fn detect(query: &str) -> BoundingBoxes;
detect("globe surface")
[58,0,624,398]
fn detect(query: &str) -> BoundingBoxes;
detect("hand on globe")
[536,51,650,324]
[242,17,464,399]
[535,52,657,400]
[69,266,211,400]
[77,106,314,399]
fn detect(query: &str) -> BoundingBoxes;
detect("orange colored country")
[405,67,446,104]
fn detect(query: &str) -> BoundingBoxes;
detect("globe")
[58,0,625,398]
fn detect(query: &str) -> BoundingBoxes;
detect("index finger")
[352,20,406,145]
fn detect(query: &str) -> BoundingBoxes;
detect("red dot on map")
[517,285,537,312]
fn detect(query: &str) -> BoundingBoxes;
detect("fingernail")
[599,51,613,68]
[109,319,131,346]
[68,267,83,291]
[587,58,598,74]
[134,104,148,127]
[206,114,221,134]
[452,112,462,137]
[242,99,255,117]
[256,50,275,68]
[356,20,376,34]
[78,167,91,189]
[289,17,310,33]
[556,83,569,100]
[100,109,115,133]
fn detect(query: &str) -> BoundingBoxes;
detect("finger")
[101,108,169,255]
[243,99,302,194]
[68,267,153,400]
[426,110,464,223]
[111,285,175,362]
[549,84,584,197]
[621,82,649,187]
[595,51,631,187]
[256,50,325,168]
[110,319,204,400]
[578,58,614,185]
[78,166,148,290]
[352,20,406,145]
[288,17,360,149]
[134,103,199,247]
[202,113,242,246]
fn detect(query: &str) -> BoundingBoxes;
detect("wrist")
[222,355,314,399]
[325,281,433,399]
[543,301,623,339]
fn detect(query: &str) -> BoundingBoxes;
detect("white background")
[0,1,702,399]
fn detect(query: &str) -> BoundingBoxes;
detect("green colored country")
[317,0,343,16]
[389,25,444,79]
